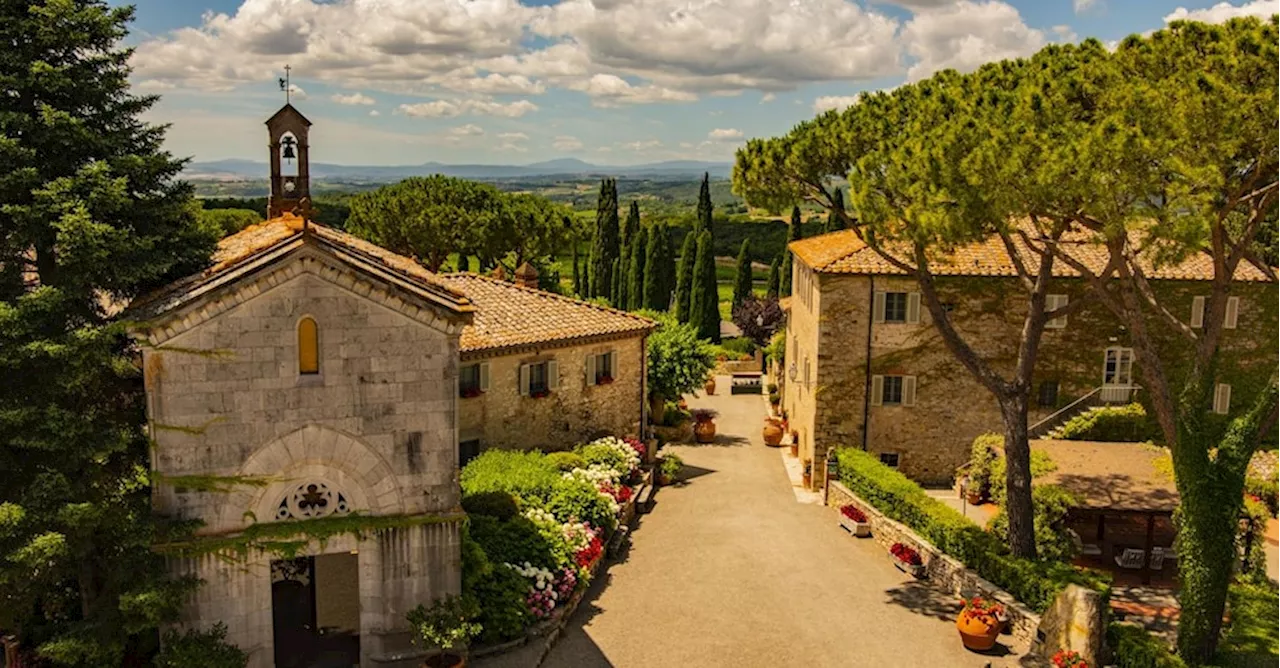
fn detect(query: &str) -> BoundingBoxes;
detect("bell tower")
[265,102,312,219]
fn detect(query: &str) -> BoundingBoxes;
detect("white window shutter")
[1046,294,1068,329]
[585,354,597,385]
[479,362,490,392]
[870,375,884,406]
[1214,383,1231,415]
[903,376,917,407]
[548,360,559,390]
[1224,296,1239,329]
[518,364,530,396]
[609,350,618,377]
[873,291,886,324]
[1190,296,1205,328]
[906,292,921,324]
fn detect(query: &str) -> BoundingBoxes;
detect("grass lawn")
[1215,582,1279,667]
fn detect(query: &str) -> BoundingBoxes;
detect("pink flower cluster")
[554,568,577,600]
[527,588,555,619]
[624,437,646,461]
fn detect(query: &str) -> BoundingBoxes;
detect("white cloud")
[135,79,176,90]
[497,132,528,141]
[901,1,1046,82]
[286,84,307,99]
[496,131,529,152]
[369,109,381,116]
[760,92,776,103]
[450,124,485,137]
[332,92,375,105]
[552,135,584,151]
[708,128,744,141]
[1073,0,1102,14]
[1164,1,1275,23]
[398,99,538,118]
[621,139,662,152]
[434,72,546,95]
[1052,25,1078,43]
[813,94,862,113]
[568,74,697,107]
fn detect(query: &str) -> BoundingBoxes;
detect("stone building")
[781,229,1277,486]
[442,267,656,461]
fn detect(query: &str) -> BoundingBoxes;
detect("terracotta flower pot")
[789,442,799,458]
[424,653,466,668]
[966,491,984,506]
[763,420,784,446]
[956,610,1001,652]
[693,419,716,443]
[704,377,716,395]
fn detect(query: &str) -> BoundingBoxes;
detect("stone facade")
[458,334,648,453]
[137,246,468,667]
[786,260,1279,485]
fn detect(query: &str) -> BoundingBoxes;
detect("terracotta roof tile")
[790,227,1273,282]
[440,273,656,353]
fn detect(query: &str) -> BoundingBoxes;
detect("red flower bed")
[1051,649,1087,668]
[600,483,633,504]
[839,504,868,522]
[575,535,603,569]
[624,437,646,460]
[890,542,922,566]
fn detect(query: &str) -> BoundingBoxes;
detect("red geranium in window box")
[460,387,482,399]
[597,375,614,385]
[890,542,926,578]
[839,504,871,537]
[530,388,550,399]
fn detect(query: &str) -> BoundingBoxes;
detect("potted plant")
[802,459,812,488]
[692,408,717,443]
[890,542,925,578]
[659,453,683,485]
[838,504,871,537]
[955,596,1003,652]
[407,594,481,668]
[762,417,784,446]
[704,375,716,395]
[768,391,781,413]
[1051,649,1088,668]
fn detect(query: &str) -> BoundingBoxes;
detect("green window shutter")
[479,362,490,392]
[1190,295,1205,328]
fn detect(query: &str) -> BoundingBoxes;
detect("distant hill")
[184,158,733,182]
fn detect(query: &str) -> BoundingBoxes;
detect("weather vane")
[278,64,292,104]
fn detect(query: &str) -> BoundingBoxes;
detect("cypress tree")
[610,258,622,307]
[767,256,781,299]
[571,238,582,296]
[781,206,802,296]
[0,2,220,661]
[643,224,664,310]
[732,238,753,308]
[674,231,696,322]
[695,172,714,236]
[627,226,647,310]
[688,231,721,342]
[589,179,620,299]
[826,188,846,233]
[662,225,678,309]
[622,200,640,250]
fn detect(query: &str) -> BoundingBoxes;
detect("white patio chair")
[1114,548,1146,570]
[1149,547,1166,570]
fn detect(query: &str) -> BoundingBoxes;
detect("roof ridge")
[442,271,656,325]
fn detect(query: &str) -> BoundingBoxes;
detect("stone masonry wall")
[784,261,823,486]
[458,334,647,452]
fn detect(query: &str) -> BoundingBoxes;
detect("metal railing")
[1028,385,1142,439]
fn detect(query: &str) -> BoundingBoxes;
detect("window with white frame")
[1045,294,1069,329]
[870,374,917,407]
[1224,296,1239,329]
[1190,296,1205,328]
[587,350,617,385]
[1103,347,1134,386]
[1191,295,1241,330]
[1213,383,1232,415]
[873,291,920,324]
[519,360,558,398]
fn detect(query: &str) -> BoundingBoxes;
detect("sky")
[118,0,1277,166]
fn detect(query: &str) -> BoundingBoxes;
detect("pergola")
[1031,440,1180,586]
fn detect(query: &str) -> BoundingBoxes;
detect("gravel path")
[539,376,1031,668]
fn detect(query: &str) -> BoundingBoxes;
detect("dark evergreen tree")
[674,231,696,323]
[661,225,678,309]
[780,206,802,296]
[825,188,846,233]
[0,2,219,662]
[642,224,665,311]
[695,172,714,236]
[571,237,582,296]
[589,179,619,299]
[766,256,781,299]
[622,201,640,251]
[627,226,647,310]
[610,257,622,307]
[688,231,721,342]
[732,239,753,308]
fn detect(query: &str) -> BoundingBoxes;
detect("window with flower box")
[587,350,616,386]
[519,360,558,398]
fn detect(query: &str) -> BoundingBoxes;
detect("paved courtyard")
[539,376,1031,668]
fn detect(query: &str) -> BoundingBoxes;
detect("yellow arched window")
[298,317,319,375]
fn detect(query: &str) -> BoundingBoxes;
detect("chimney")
[514,262,539,289]
[491,265,506,281]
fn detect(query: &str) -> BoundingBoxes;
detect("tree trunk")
[1173,478,1236,664]
[998,392,1038,559]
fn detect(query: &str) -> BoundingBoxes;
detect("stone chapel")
[128,103,470,668]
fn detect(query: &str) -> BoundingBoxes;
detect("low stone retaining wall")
[827,481,1043,645]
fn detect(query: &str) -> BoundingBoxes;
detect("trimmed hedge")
[461,450,562,503]
[1056,403,1159,442]
[835,448,1110,612]
[1107,624,1186,668]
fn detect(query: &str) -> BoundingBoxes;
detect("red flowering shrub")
[624,437,646,460]
[839,505,868,522]
[890,542,923,566]
[574,535,603,569]
[960,596,1004,618]
[1051,649,1087,668]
